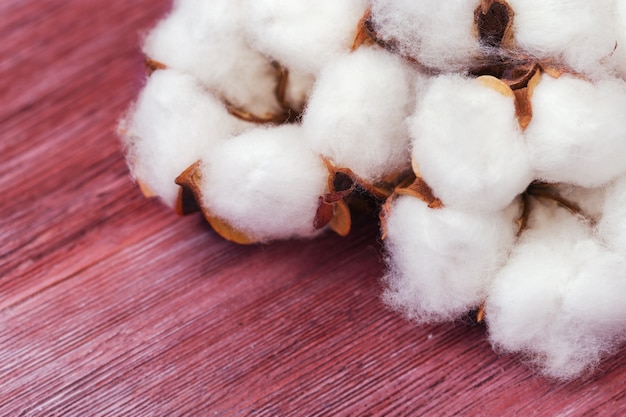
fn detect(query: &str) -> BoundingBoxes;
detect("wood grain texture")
[1,1,624,416]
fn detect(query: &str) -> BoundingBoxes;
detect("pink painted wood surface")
[1,1,624,415]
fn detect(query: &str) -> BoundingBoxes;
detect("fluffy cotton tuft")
[369,0,483,72]
[279,70,316,114]
[143,0,282,115]
[551,183,608,223]
[487,200,626,379]
[507,0,618,77]
[303,47,419,183]
[383,196,517,323]
[198,125,329,242]
[241,0,368,75]
[409,75,532,212]
[120,69,249,207]
[525,74,626,187]
[240,0,367,111]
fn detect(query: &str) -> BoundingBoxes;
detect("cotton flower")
[240,0,369,110]
[197,125,329,243]
[409,74,532,212]
[506,0,619,77]
[525,74,626,187]
[487,200,626,379]
[143,0,282,115]
[369,0,484,72]
[241,0,368,75]
[120,69,250,207]
[303,47,421,184]
[383,195,517,322]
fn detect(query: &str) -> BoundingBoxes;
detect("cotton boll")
[382,195,517,323]
[369,0,483,72]
[120,69,250,208]
[525,74,626,187]
[198,125,329,242]
[488,203,590,347]
[143,0,282,115]
[409,75,532,212]
[241,0,368,75]
[487,201,626,379]
[598,175,626,252]
[507,0,618,76]
[303,47,420,184]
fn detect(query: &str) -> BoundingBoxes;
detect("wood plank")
[0,0,171,307]
[1,1,624,415]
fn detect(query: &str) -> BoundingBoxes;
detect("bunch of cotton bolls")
[119,0,626,380]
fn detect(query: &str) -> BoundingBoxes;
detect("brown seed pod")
[474,0,515,49]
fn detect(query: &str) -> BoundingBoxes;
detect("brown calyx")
[315,158,415,236]
[351,9,376,51]
[379,174,443,241]
[145,58,167,75]
[174,162,203,216]
[313,165,354,237]
[175,161,258,245]
[395,176,443,210]
[475,60,542,130]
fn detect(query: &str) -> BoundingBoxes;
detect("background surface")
[1,1,624,415]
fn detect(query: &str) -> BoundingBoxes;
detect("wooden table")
[2,1,624,415]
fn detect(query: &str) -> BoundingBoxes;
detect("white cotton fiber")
[120,69,250,207]
[507,0,618,76]
[241,0,368,75]
[143,0,282,115]
[281,70,317,115]
[551,183,608,223]
[487,200,626,379]
[383,195,517,323]
[303,47,419,183]
[525,74,626,187]
[409,75,532,212]
[611,0,626,79]
[598,175,626,252]
[198,125,329,242]
[369,0,483,72]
